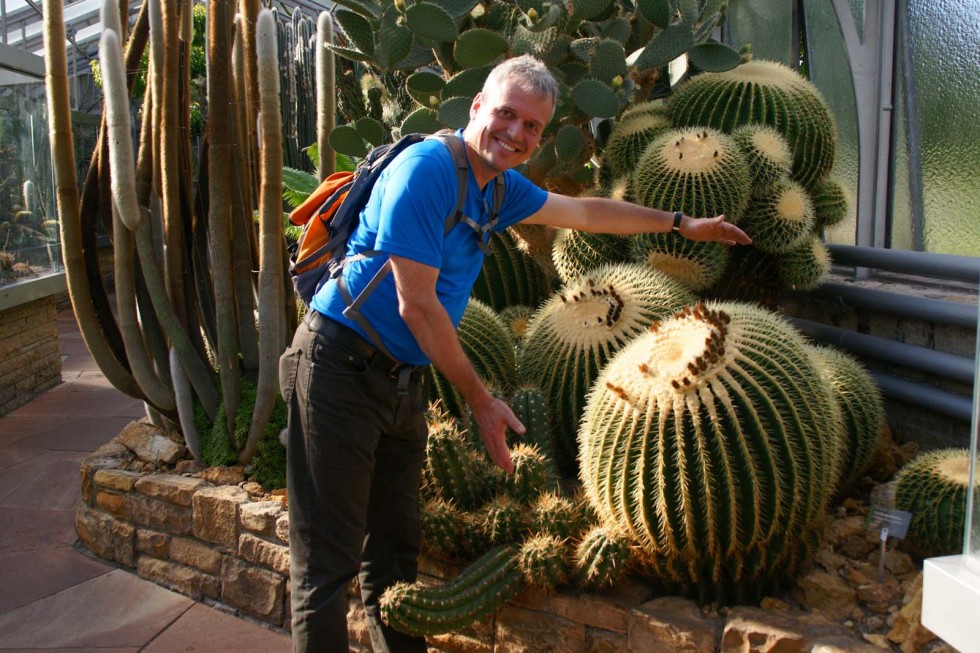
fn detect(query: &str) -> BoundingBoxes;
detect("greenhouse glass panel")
[905,0,980,256]
[0,67,60,287]
[725,0,794,65]
[802,0,859,247]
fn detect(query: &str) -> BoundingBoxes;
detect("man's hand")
[470,394,525,473]
[681,214,752,246]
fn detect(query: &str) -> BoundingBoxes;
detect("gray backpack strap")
[431,132,471,234]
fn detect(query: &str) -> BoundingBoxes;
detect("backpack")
[287,131,505,358]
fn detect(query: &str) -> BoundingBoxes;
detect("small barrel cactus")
[519,533,569,588]
[425,413,493,511]
[520,263,695,474]
[779,235,832,290]
[631,231,731,293]
[379,545,522,636]
[668,59,838,190]
[740,177,816,254]
[531,491,589,540]
[895,448,974,558]
[552,228,631,284]
[574,525,634,589]
[807,345,885,490]
[812,176,850,228]
[632,127,751,224]
[480,495,529,546]
[731,124,793,193]
[602,109,672,180]
[579,301,843,602]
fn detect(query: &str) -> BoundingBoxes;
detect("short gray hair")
[482,55,558,116]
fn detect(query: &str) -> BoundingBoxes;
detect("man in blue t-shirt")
[284,55,751,653]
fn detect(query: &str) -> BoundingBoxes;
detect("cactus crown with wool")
[579,301,843,603]
[632,127,751,223]
[731,124,793,192]
[668,60,837,190]
[520,263,694,473]
[895,448,975,559]
[740,177,816,254]
[631,232,731,293]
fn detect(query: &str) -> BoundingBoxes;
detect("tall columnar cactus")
[579,302,843,603]
[631,232,731,293]
[472,229,554,312]
[740,177,816,254]
[894,449,974,558]
[668,60,838,191]
[632,127,751,224]
[520,263,694,474]
[551,228,631,284]
[807,345,885,490]
[379,546,522,637]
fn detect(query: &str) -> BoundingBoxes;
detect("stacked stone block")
[0,295,60,416]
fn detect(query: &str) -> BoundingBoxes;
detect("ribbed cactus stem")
[508,385,556,468]
[379,546,523,636]
[170,348,201,460]
[895,449,974,558]
[241,8,285,464]
[420,497,464,557]
[500,443,556,503]
[518,534,568,587]
[426,419,490,510]
[531,491,587,540]
[316,11,335,180]
[574,525,633,589]
[480,495,528,546]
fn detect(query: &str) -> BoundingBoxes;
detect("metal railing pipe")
[791,318,975,384]
[827,244,980,283]
[870,371,973,423]
[808,282,978,330]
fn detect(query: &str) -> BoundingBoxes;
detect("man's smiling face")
[463,80,553,187]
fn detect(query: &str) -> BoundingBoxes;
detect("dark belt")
[303,310,425,384]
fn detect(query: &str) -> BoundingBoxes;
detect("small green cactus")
[731,124,793,193]
[895,449,974,559]
[531,491,588,540]
[740,178,816,254]
[508,384,556,465]
[480,495,529,547]
[520,263,694,474]
[631,231,731,292]
[812,176,850,228]
[425,412,493,510]
[420,497,465,557]
[498,443,558,503]
[551,228,631,284]
[779,235,831,290]
[518,533,569,587]
[632,127,751,224]
[472,230,554,313]
[574,525,633,589]
[601,109,672,180]
[379,545,523,636]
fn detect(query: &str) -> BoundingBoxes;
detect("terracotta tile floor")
[0,305,290,652]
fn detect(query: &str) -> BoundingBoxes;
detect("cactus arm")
[380,546,523,636]
[240,8,285,464]
[316,11,335,180]
[101,21,177,413]
[43,0,145,401]
[207,0,244,439]
[170,348,201,460]
[238,0,262,192]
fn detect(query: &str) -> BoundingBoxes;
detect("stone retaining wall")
[0,294,60,416]
[75,424,899,652]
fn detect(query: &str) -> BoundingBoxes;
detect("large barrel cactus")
[579,302,844,603]
[472,229,554,312]
[601,108,672,180]
[668,60,837,191]
[520,263,695,474]
[895,448,975,558]
[631,231,731,293]
[632,127,751,224]
[552,228,631,284]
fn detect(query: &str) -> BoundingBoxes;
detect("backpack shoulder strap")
[430,132,470,235]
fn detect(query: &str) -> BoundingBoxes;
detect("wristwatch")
[671,211,684,234]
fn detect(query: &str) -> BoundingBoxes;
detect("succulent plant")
[497,443,558,503]
[424,409,493,510]
[631,231,731,292]
[480,495,529,546]
[579,301,843,603]
[508,384,557,467]
[668,60,838,191]
[740,177,816,254]
[518,533,569,587]
[573,525,633,589]
[894,448,974,558]
[379,545,523,636]
[420,497,465,557]
[472,229,554,313]
[530,491,589,540]
[601,109,672,180]
[520,262,694,474]
[551,228,631,284]
[499,305,535,343]
[731,124,793,193]
[778,236,832,290]
[807,345,885,490]
[812,176,850,229]
[632,127,751,224]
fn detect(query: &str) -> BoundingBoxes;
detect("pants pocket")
[279,346,302,405]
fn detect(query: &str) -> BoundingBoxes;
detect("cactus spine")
[579,302,843,602]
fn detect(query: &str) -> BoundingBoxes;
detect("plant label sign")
[866,505,912,540]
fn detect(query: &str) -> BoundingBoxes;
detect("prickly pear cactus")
[894,449,975,558]
[740,177,816,254]
[631,231,731,292]
[551,228,631,284]
[632,127,751,224]
[579,302,844,603]
[668,60,838,191]
[807,345,885,490]
[520,263,695,474]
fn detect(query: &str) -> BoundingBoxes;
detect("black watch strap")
[671,211,684,234]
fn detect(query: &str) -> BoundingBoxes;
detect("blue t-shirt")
[310,132,549,365]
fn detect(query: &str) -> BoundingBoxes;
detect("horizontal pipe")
[808,282,978,330]
[791,318,975,384]
[870,370,973,423]
[828,244,980,283]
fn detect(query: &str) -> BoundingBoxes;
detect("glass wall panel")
[0,66,59,287]
[802,1,859,247]
[725,1,795,66]
[905,0,980,256]
[971,293,980,567]
[890,27,914,252]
